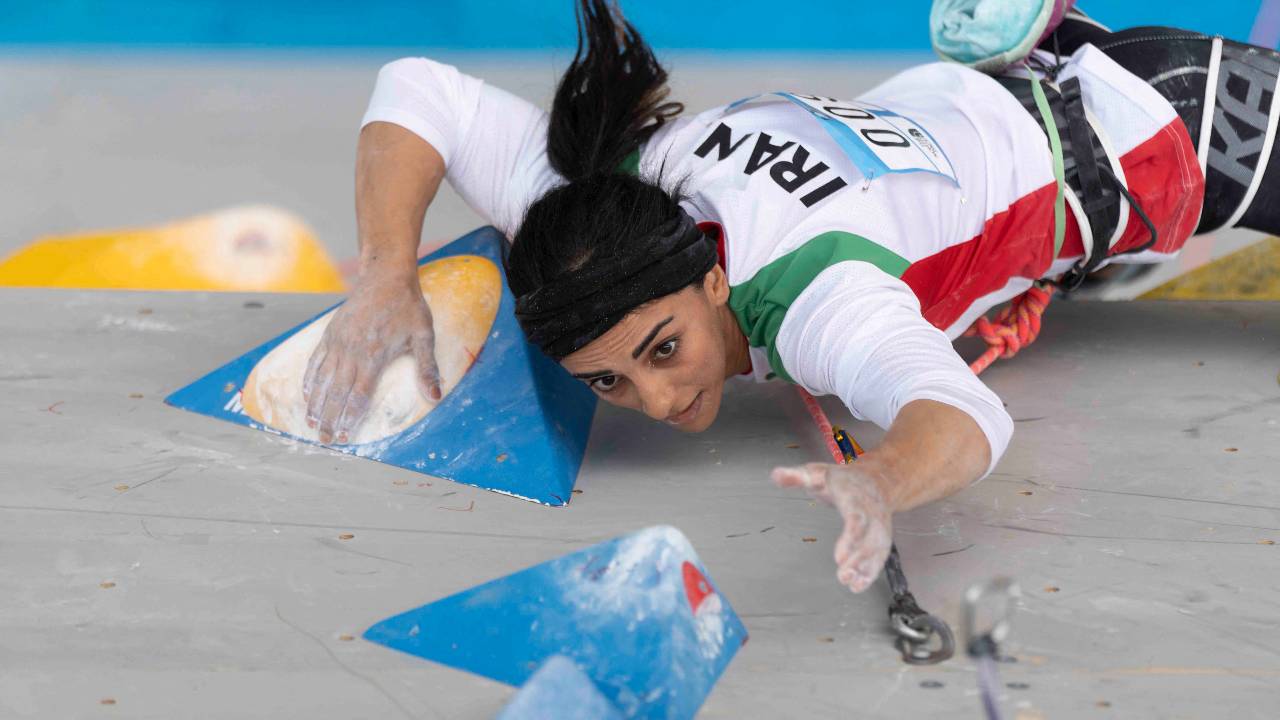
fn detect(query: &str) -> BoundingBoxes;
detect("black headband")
[514,211,718,360]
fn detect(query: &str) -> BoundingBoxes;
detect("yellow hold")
[1141,237,1280,301]
[0,205,345,293]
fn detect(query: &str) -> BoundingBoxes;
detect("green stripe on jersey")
[727,231,910,383]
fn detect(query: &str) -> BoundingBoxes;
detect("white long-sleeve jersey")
[361,48,1203,476]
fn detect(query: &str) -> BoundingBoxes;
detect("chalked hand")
[771,462,893,594]
[303,268,442,444]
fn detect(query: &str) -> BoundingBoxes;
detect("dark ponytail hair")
[507,1,695,311]
[545,0,683,181]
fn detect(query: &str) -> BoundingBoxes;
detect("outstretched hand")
[302,270,442,444]
[772,461,894,594]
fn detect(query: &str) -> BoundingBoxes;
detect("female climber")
[300,0,1280,594]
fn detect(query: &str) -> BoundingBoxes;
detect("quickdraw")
[795,386,956,665]
[885,545,957,665]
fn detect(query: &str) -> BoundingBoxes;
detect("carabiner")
[891,610,956,665]
[964,576,1020,655]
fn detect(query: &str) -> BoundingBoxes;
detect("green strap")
[1026,67,1067,258]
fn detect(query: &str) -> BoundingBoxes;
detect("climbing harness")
[964,577,1021,720]
[961,59,1071,374]
[966,44,1161,374]
[795,386,956,665]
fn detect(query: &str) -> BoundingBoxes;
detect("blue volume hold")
[364,526,748,720]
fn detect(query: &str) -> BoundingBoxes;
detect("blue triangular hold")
[497,655,624,720]
[165,226,597,505]
[364,526,748,720]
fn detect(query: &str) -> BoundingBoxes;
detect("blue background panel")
[0,1,1265,51]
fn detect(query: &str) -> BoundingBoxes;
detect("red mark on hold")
[464,345,480,370]
[45,401,64,415]
[682,561,713,613]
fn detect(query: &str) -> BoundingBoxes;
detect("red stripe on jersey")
[902,182,1059,330]
[1108,119,1204,255]
[905,117,1203,330]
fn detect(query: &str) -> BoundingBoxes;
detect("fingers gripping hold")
[317,361,356,444]
[302,345,328,407]
[333,367,377,444]
[305,348,339,430]
[412,326,442,401]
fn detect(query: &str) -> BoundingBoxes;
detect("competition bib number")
[733,92,959,186]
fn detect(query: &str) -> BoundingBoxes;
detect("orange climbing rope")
[962,281,1055,375]
[795,386,846,464]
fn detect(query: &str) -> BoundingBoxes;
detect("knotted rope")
[963,281,1055,375]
